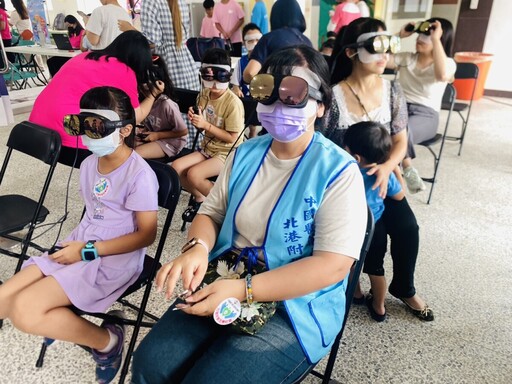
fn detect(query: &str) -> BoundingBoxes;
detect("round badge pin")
[213,297,241,325]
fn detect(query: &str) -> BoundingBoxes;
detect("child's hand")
[188,107,206,129]
[117,19,135,32]
[141,132,160,142]
[51,241,86,265]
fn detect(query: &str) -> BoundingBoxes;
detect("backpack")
[53,13,66,30]
[186,37,225,62]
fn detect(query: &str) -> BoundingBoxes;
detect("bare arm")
[142,128,188,142]
[430,21,450,82]
[215,22,228,39]
[229,18,244,38]
[85,30,100,46]
[243,59,262,84]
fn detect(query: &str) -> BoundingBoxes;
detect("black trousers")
[227,42,242,57]
[364,197,420,298]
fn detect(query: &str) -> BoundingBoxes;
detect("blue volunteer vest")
[210,132,356,363]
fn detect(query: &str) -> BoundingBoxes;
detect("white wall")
[482,0,512,92]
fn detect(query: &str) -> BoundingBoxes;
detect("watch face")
[82,250,97,261]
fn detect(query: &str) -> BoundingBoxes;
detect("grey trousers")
[406,103,439,159]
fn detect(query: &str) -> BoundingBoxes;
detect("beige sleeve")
[313,163,367,260]
[222,94,245,133]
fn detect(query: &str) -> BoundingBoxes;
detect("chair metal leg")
[36,338,55,368]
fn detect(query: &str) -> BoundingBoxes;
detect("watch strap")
[181,237,209,254]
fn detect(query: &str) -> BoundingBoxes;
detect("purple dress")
[23,151,159,312]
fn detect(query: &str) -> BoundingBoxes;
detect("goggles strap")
[201,63,231,72]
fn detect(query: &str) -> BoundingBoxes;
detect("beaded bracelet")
[245,274,253,305]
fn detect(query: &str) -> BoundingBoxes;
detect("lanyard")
[344,80,372,121]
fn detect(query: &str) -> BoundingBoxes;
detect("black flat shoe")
[365,296,386,322]
[182,201,202,222]
[399,298,434,321]
[352,295,365,305]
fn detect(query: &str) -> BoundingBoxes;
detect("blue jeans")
[131,306,311,384]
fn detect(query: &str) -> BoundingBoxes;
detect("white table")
[4,45,82,58]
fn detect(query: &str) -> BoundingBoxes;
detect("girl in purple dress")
[0,87,159,384]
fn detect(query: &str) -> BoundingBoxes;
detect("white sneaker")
[403,166,426,194]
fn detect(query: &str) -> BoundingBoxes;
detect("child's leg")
[368,274,387,315]
[9,275,110,350]
[0,265,44,319]
[187,157,224,201]
[135,142,166,159]
[171,151,207,196]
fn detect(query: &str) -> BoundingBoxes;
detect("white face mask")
[202,79,230,90]
[417,33,432,45]
[245,41,258,52]
[81,129,121,157]
[244,32,262,52]
[357,49,389,64]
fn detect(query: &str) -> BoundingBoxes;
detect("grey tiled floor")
[1,95,511,383]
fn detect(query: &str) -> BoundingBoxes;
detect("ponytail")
[167,0,183,48]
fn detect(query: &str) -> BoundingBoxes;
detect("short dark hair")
[343,121,392,164]
[270,0,306,33]
[261,45,332,118]
[79,87,136,148]
[242,23,261,38]
[330,17,387,84]
[203,0,214,9]
[427,17,454,57]
[202,47,231,66]
[86,31,153,90]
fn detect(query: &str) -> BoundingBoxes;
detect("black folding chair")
[293,207,375,383]
[0,122,61,273]
[419,83,456,204]
[34,161,181,384]
[441,62,479,156]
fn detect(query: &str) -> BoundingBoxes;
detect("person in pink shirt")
[29,31,164,166]
[200,0,219,38]
[0,0,13,65]
[329,0,361,34]
[212,0,244,57]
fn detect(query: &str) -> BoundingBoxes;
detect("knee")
[170,159,186,176]
[187,164,204,186]
[10,295,40,334]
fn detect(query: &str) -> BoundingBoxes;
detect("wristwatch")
[181,237,209,254]
[81,240,98,262]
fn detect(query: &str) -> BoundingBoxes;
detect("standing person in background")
[212,0,245,57]
[0,0,13,65]
[119,0,200,147]
[200,0,219,38]
[243,0,312,84]
[391,18,456,194]
[86,0,132,50]
[328,0,361,34]
[356,0,370,18]
[9,0,32,35]
[251,0,268,35]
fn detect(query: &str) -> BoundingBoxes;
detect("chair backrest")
[0,122,61,187]
[5,121,61,165]
[173,88,200,114]
[442,83,456,110]
[454,62,479,80]
[241,96,258,127]
[296,207,375,383]
[147,160,182,212]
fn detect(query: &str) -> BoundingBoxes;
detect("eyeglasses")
[199,66,232,83]
[63,113,133,139]
[249,74,323,108]
[350,35,401,54]
[405,21,433,35]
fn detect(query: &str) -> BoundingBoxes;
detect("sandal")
[182,201,202,222]
[399,298,434,321]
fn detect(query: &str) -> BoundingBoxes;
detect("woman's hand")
[366,161,395,198]
[179,279,246,316]
[188,107,207,129]
[51,241,86,265]
[429,20,443,41]
[155,246,209,301]
[118,20,135,32]
[400,22,415,38]
[149,80,165,98]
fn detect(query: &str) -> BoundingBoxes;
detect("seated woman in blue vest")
[131,45,367,384]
